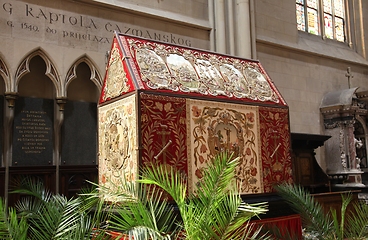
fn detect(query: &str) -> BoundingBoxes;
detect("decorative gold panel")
[98,95,137,201]
[127,38,279,103]
[102,43,130,101]
[186,99,262,194]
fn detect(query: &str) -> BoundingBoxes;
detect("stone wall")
[254,0,368,170]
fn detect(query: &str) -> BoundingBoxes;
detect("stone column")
[214,0,226,53]
[235,0,252,58]
[4,92,18,208]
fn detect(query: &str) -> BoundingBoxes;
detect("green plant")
[84,152,269,239]
[0,152,269,240]
[138,152,268,239]
[0,199,28,240]
[275,183,368,240]
[11,178,93,240]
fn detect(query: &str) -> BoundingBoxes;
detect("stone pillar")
[324,122,347,174]
[214,0,226,54]
[209,0,253,57]
[4,92,17,208]
[235,0,252,58]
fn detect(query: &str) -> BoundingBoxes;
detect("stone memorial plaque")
[12,97,54,166]
[61,101,97,165]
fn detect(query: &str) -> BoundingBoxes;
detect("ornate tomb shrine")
[98,33,293,200]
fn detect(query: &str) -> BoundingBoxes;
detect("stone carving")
[355,138,363,169]
[340,127,347,170]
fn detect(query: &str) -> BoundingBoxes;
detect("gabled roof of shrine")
[320,87,358,110]
[99,32,287,106]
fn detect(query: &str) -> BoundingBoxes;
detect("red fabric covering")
[140,93,188,174]
[259,107,293,193]
[252,214,303,239]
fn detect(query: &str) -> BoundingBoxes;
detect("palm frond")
[330,193,351,240]
[190,152,267,239]
[183,152,236,239]
[12,178,53,202]
[140,151,267,240]
[223,201,268,239]
[139,163,187,207]
[12,179,93,240]
[274,183,332,238]
[78,184,113,232]
[107,185,177,240]
[0,199,28,240]
[345,200,368,238]
[25,195,90,240]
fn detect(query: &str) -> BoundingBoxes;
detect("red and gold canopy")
[99,32,287,106]
[98,32,292,201]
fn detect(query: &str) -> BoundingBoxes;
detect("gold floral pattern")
[187,99,262,194]
[98,95,137,201]
[102,43,130,101]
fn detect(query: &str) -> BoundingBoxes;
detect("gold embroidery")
[187,99,262,194]
[128,38,279,103]
[103,44,130,101]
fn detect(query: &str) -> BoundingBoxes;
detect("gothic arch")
[65,55,103,94]
[0,56,11,92]
[15,48,61,97]
[355,115,368,136]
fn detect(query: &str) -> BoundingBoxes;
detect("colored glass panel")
[335,17,345,42]
[296,0,346,42]
[324,14,333,39]
[307,8,319,34]
[323,0,332,14]
[334,0,344,17]
[307,0,318,9]
[296,5,306,31]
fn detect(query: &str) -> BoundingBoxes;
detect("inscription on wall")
[15,110,51,154]
[0,0,194,50]
[12,97,53,166]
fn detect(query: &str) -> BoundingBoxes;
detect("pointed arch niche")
[17,55,56,99]
[13,54,57,167]
[61,57,101,167]
[58,57,100,198]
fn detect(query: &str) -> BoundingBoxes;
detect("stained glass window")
[335,17,345,41]
[296,0,346,42]
[335,0,344,16]
[307,0,318,9]
[324,14,333,39]
[323,0,332,13]
[307,8,319,34]
[296,4,305,31]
